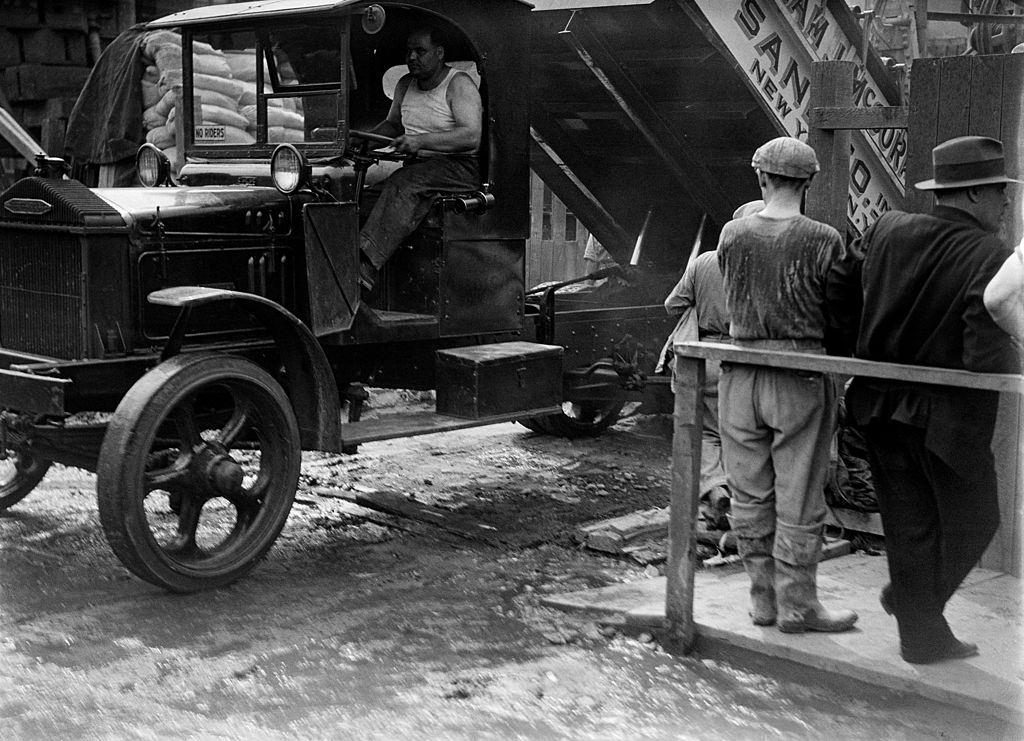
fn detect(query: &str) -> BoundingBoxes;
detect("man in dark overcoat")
[827,135,1020,664]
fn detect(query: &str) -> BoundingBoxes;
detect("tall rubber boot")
[774,520,857,634]
[776,560,858,634]
[732,500,777,626]
[738,535,776,626]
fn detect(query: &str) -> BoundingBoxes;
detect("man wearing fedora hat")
[828,135,1020,664]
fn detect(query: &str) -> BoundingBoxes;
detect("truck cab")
[0,0,598,593]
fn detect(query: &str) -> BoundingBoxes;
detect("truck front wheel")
[97,353,300,592]
[0,449,51,511]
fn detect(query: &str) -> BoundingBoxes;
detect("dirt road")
[0,408,1016,739]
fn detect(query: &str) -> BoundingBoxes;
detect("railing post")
[665,352,705,651]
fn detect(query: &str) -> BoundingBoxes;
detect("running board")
[340,406,560,446]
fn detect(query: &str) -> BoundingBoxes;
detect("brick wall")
[0,0,204,188]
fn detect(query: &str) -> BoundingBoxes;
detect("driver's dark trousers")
[359,154,478,269]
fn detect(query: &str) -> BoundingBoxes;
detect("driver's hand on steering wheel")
[392,134,424,155]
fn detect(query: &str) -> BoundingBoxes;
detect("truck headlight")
[271,144,309,194]
[136,144,171,187]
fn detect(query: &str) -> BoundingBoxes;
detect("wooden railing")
[665,341,1024,651]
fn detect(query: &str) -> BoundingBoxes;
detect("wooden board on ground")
[314,487,506,547]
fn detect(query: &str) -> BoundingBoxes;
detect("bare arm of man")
[983,242,1024,342]
[393,72,482,154]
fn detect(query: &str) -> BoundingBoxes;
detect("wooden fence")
[526,173,590,288]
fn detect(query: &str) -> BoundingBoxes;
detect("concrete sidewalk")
[542,553,1023,724]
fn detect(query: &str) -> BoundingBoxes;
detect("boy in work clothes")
[717,137,857,633]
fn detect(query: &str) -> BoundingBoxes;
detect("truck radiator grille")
[0,231,85,358]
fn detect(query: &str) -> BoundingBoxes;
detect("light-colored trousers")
[718,340,837,565]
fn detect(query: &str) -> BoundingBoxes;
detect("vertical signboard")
[692,0,906,235]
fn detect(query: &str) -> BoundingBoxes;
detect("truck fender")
[148,286,341,452]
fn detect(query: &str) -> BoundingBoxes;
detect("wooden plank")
[665,355,704,652]
[968,55,1003,139]
[1001,56,1024,249]
[807,61,854,237]
[915,0,930,55]
[340,407,561,447]
[906,57,940,214]
[928,11,1024,24]
[527,173,545,287]
[551,199,568,281]
[313,487,504,546]
[983,393,1022,575]
[1015,394,1024,577]
[528,121,632,259]
[936,56,972,144]
[978,54,1019,578]
[675,342,1024,394]
[808,106,909,131]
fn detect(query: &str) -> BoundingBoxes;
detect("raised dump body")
[529,0,905,269]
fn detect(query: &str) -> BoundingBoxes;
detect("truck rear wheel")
[97,353,300,592]
[0,450,51,511]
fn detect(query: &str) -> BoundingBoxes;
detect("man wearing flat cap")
[828,135,1020,664]
[717,137,858,635]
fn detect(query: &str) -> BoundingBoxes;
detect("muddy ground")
[0,397,1017,740]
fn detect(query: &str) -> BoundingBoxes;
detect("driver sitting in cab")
[358,25,482,291]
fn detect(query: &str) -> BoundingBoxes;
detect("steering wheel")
[346,128,414,163]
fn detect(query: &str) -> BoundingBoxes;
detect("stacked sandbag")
[223,48,305,142]
[138,30,255,166]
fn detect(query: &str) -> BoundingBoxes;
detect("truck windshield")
[184,22,347,149]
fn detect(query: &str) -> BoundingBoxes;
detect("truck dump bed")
[529,0,904,269]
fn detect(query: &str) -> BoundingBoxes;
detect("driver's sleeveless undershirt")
[401,67,477,154]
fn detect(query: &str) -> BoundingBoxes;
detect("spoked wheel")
[0,448,51,512]
[97,352,300,592]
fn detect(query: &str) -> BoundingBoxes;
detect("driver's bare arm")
[368,78,410,140]
[393,72,481,155]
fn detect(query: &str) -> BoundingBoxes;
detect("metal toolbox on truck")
[436,342,563,419]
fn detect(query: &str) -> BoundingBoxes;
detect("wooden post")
[806,61,854,237]
[913,0,930,59]
[665,353,704,652]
